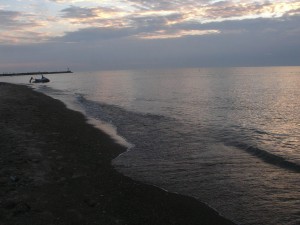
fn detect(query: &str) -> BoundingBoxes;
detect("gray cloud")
[56,27,137,42]
[56,10,300,41]
[15,14,293,71]
[60,5,120,19]
[0,10,38,29]
[61,6,97,19]
[128,13,183,31]
[125,0,208,10]
[1,1,300,72]
[206,1,272,19]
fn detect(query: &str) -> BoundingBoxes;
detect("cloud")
[203,1,300,21]
[0,10,39,29]
[56,27,136,42]
[134,29,219,39]
[52,1,300,41]
[0,31,50,45]
[1,0,300,70]
[56,5,221,41]
[60,5,126,19]
[49,0,300,44]
[58,4,218,40]
[41,13,299,69]
[0,10,50,44]
[49,0,87,3]
[59,5,131,30]
[0,0,300,43]
[61,6,97,18]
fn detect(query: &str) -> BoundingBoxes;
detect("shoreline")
[0,82,236,225]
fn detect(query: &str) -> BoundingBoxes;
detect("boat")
[30,75,50,83]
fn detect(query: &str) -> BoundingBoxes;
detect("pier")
[0,70,73,77]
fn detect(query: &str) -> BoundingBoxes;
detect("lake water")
[3,67,300,225]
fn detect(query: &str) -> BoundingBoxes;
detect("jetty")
[0,69,73,77]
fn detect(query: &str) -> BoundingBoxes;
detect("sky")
[1,0,300,72]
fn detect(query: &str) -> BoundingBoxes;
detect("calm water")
[3,67,300,225]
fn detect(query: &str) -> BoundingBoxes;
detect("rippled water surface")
[3,67,300,225]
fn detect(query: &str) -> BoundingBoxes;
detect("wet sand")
[0,82,236,225]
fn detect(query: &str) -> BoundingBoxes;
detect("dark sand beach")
[0,83,236,225]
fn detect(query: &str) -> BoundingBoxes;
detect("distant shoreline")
[0,70,72,77]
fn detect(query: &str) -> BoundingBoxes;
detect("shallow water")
[3,67,300,225]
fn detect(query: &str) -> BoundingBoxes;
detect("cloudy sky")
[1,0,300,72]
